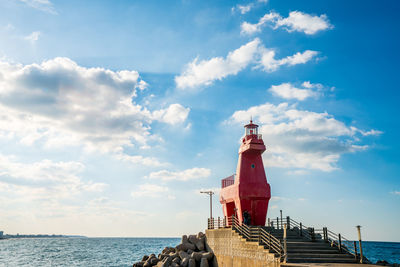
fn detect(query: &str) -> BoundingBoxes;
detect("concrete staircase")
[267,228,358,263]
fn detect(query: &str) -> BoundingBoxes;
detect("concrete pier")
[206,228,279,267]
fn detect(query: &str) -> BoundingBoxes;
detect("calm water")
[0,238,399,266]
[0,238,180,267]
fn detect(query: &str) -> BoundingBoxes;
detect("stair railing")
[315,228,369,263]
[231,215,285,261]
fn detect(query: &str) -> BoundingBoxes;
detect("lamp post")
[200,191,214,220]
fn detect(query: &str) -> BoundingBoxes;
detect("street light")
[200,190,214,219]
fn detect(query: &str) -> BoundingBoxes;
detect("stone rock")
[178,251,190,260]
[143,261,151,267]
[150,257,159,265]
[188,258,196,267]
[156,256,172,267]
[195,236,205,251]
[175,243,186,252]
[133,262,144,267]
[162,247,175,254]
[182,235,188,243]
[142,255,149,262]
[197,232,205,239]
[181,257,189,267]
[159,254,168,261]
[201,252,213,261]
[172,257,181,265]
[191,251,203,262]
[376,260,390,266]
[187,249,193,255]
[170,263,179,267]
[200,258,209,267]
[188,235,198,245]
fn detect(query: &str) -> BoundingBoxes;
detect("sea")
[0,238,399,267]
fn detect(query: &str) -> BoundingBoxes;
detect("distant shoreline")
[1,234,86,239]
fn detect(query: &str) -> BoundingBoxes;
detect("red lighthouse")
[220,120,271,226]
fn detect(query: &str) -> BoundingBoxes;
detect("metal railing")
[207,217,227,230]
[267,214,370,264]
[231,215,285,261]
[221,175,235,188]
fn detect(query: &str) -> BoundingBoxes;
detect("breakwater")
[132,232,215,267]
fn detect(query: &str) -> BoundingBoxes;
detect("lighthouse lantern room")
[220,120,271,226]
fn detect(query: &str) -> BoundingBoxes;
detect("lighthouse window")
[251,164,255,168]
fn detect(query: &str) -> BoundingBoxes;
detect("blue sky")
[0,0,399,241]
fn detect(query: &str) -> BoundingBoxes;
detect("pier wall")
[205,228,279,267]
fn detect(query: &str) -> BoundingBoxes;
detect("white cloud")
[241,11,332,35]
[230,102,380,171]
[152,103,190,125]
[131,183,169,198]
[241,12,280,34]
[258,49,318,72]
[175,39,318,89]
[276,11,333,35]
[0,154,107,201]
[236,4,253,14]
[18,0,57,14]
[360,129,383,136]
[0,57,189,162]
[391,191,400,196]
[269,82,318,101]
[24,31,41,43]
[175,38,261,89]
[232,0,268,15]
[146,167,211,182]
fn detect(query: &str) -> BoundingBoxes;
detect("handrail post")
[258,226,261,244]
[300,222,303,236]
[354,241,358,261]
[218,217,220,229]
[287,216,290,229]
[208,218,210,229]
[324,227,328,242]
[338,233,342,252]
[268,218,270,227]
[283,223,287,263]
[311,227,315,241]
[280,210,283,230]
[356,225,363,263]
[276,217,279,229]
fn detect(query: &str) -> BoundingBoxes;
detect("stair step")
[288,253,353,258]
[287,258,358,263]
[287,249,341,254]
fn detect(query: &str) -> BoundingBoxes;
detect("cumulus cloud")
[0,154,107,201]
[18,0,57,14]
[131,183,170,198]
[241,11,333,35]
[175,38,261,89]
[269,82,319,100]
[152,103,190,125]
[230,102,381,171]
[391,191,400,196]
[175,39,318,89]
[0,57,189,162]
[146,168,211,181]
